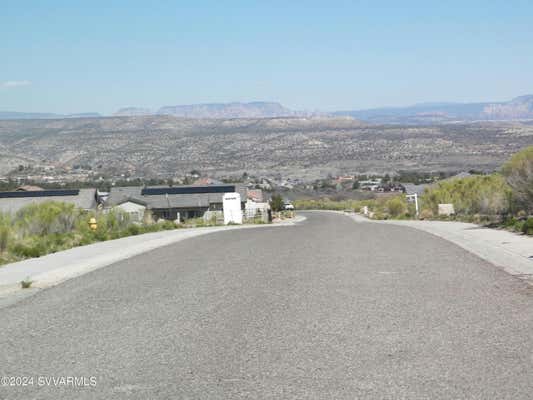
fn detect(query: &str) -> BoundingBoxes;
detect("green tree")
[270,194,285,212]
[501,146,533,213]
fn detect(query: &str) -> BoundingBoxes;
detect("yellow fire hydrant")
[89,217,98,231]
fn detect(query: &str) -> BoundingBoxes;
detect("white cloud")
[2,80,32,88]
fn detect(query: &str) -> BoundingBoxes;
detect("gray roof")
[447,171,473,180]
[403,183,429,196]
[106,185,247,209]
[0,188,97,214]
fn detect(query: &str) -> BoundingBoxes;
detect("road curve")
[1,211,533,399]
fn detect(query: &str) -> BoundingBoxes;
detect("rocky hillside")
[481,95,533,120]
[0,115,531,179]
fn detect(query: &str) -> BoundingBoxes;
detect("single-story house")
[113,198,148,223]
[0,189,99,214]
[105,184,247,222]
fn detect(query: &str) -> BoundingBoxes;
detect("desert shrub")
[184,217,206,227]
[501,146,533,213]
[127,224,141,236]
[419,208,433,220]
[421,174,511,217]
[15,201,81,236]
[11,241,46,258]
[270,194,285,212]
[160,220,177,230]
[293,198,365,211]
[100,209,130,234]
[503,216,518,228]
[385,196,408,218]
[10,233,76,259]
[371,211,387,220]
[20,277,33,289]
[293,195,410,220]
[522,217,533,235]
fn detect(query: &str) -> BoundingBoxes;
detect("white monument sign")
[223,192,242,225]
[438,203,455,216]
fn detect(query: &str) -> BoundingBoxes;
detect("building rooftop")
[0,189,97,214]
[106,185,247,209]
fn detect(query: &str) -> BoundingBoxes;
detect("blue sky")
[1,0,533,114]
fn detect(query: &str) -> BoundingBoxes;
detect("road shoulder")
[349,213,533,284]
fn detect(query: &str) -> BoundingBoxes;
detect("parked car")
[284,202,295,210]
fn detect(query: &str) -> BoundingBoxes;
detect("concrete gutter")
[0,216,306,303]
[349,213,533,283]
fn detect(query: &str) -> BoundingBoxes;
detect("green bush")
[159,220,177,230]
[270,193,285,212]
[293,198,365,211]
[293,195,410,220]
[385,196,408,218]
[11,241,46,258]
[127,224,141,236]
[501,146,533,213]
[421,174,511,217]
[522,217,533,235]
[20,277,33,289]
[15,201,80,236]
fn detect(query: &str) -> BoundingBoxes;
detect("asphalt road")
[1,212,533,399]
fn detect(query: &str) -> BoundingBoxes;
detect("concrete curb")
[0,216,306,303]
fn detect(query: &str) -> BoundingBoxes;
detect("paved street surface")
[0,221,297,291]
[1,212,533,399]
[351,214,533,280]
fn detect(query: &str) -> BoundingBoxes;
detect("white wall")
[116,201,146,223]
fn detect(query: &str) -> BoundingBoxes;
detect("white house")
[114,199,147,223]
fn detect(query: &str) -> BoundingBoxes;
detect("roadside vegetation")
[0,201,275,266]
[294,146,533,235]
[0,203,179,266]
[295,196,416,219]
[420,174,511,219]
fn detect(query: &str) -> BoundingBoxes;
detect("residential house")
[0,189,99,214]
[360,179,382,191]
[105,184,247,222]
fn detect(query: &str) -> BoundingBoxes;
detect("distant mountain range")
[2,95,533,123]
[114,102,298,119]
[334,95,533,124]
